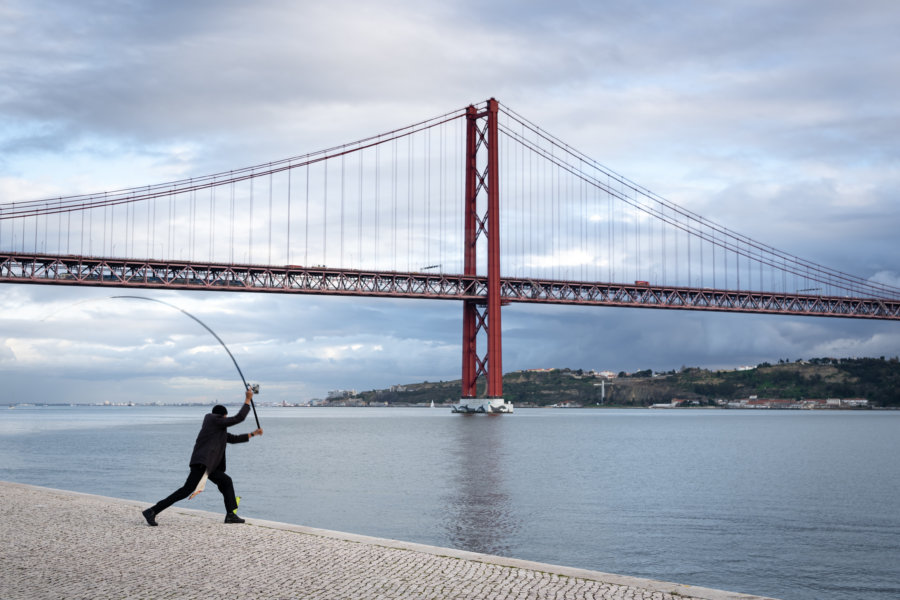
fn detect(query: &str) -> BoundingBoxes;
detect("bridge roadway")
[0,481,777,600]
[3,252,899,319]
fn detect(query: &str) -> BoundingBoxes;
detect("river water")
[2,405,898,600]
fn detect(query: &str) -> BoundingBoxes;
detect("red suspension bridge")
[2,98,899,412]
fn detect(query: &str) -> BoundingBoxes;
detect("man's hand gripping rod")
[247,383,260,429]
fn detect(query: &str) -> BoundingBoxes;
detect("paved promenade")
[1,481,777,600]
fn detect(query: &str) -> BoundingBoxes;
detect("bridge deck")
[3,252,899,319]
[0,481,776,600]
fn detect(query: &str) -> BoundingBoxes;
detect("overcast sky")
[2,0,899,405]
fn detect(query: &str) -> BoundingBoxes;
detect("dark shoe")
[142,508,158,526]
[224,512,246,524]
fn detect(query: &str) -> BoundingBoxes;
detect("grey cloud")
[1,286,467,401]
[503,303,900,374]
[4,284,899,404]
[2,0,898,403]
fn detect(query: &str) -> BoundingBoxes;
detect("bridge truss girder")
[3,253,899,320]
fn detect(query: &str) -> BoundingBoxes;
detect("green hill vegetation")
[353,357,900,408]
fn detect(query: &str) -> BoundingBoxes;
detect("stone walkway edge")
[1,481,778,600]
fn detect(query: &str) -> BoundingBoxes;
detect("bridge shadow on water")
[442,414,522,557]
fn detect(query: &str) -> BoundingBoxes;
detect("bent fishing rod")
[111,295,261,429]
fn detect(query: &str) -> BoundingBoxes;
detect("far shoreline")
[7,402,898,411]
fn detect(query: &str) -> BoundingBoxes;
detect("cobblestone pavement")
[1,482,777,600]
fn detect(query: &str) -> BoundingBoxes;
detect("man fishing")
[142,387,263,526]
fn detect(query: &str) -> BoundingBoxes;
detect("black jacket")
[188,403,250,472]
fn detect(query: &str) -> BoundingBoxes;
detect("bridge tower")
[453,99,513,414]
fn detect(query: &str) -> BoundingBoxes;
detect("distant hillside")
[353,357,900,407]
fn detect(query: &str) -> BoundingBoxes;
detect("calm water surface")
[2,406,899,600]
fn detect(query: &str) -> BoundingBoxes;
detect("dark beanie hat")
[212,405,228,416]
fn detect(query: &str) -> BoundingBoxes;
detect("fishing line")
[42,295,260,428]
[111,295,261,429]
[39,297,102,322]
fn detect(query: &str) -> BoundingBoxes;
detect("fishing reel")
[250,383,260,395]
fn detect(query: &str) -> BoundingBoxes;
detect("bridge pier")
[451,398,514,414]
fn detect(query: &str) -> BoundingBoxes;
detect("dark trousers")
[151,464,238,514]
